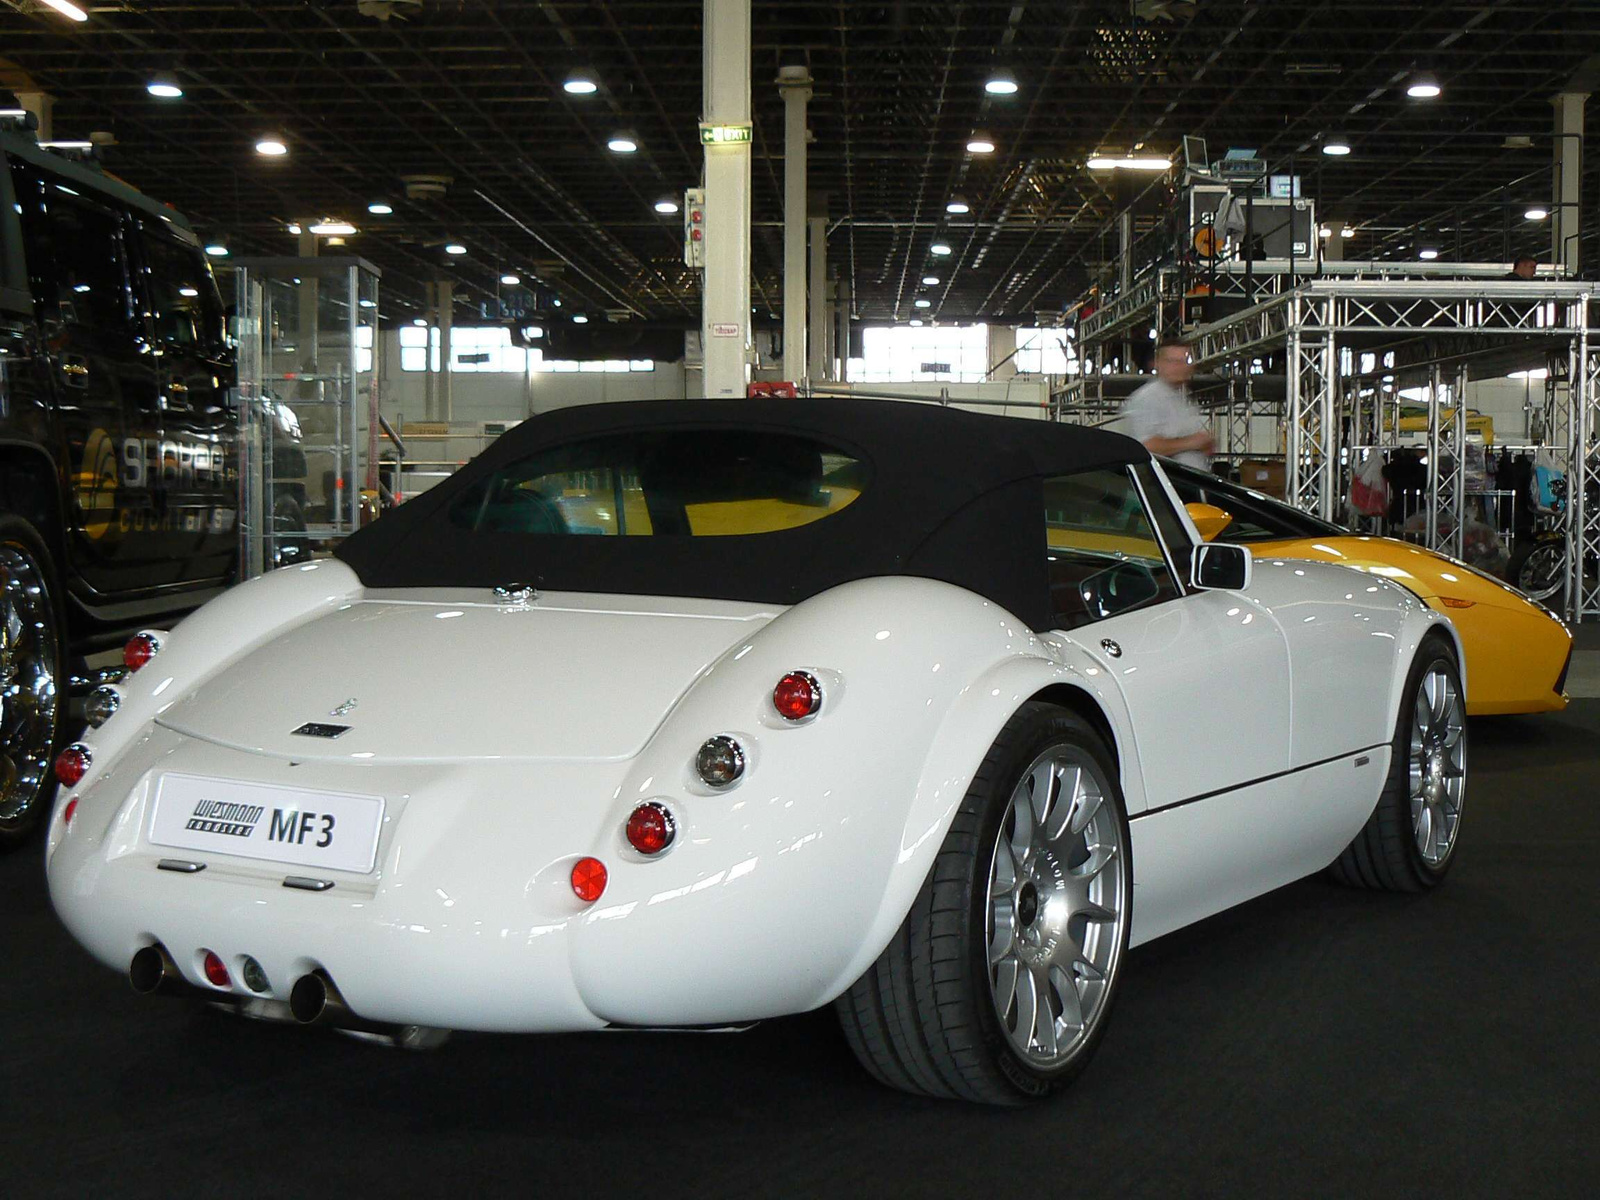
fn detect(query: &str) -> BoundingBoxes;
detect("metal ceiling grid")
[0,0,1595,326]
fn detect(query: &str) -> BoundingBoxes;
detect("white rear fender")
[568,577,1066,1022]
[813,645,1140,1006]
[46,562,364,858]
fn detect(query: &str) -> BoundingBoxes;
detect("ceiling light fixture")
[1318,226,1332,239]
[914,298,932,309]
[40,0,88,21]
[254,135,289,157]
[147,78,183,99]
[286,223,302,235]
[1406,73,1441,99]
[367,202,394,215]
[922,274,941,285]
[445,243,468,255]
[1086,154,1171,171]
[563,68,599,96]
[654,197,680,214]
[500,273,522,286]
[308,220,358,236]
[1340,226,1355,238]
[930,242,952,256]
[412,317,428,327]
[1321,134,1352,156]
[984,70,1019,96]
[607,132,639,154]
[1419,247,1439,260]
[204,244,229,257]
[909,319,924,327]
[572,314,590,324]
[946,196,971,214]
[965,135,996,154]
[1524,206,1549,221]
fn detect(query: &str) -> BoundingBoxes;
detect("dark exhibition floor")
[5,704,1598,1200]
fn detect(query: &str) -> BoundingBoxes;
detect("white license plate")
[149,774,386,875]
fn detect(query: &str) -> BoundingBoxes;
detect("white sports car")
[47,399,1468,1104]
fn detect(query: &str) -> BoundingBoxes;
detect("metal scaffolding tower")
[1182,278,1599,621]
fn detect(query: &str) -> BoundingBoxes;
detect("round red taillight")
[201,950,230,989]
[773,671,822,721]
[570,856,608,903]
[62,798,78,826]
[625,802,676,856]
[124,631,163,672]
[54,744,91,787]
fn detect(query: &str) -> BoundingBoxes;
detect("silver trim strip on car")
[282,876,335,892]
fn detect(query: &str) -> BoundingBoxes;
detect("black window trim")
[1126,462,1195,598]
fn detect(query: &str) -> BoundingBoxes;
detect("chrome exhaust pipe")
[129,943,184,996]
[289,969,336,1024]
[289,969,388,1033]
[287,970,445,1047]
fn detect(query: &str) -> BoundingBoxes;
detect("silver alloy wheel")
[0,544,60,825]
[1409,665,1466,867]
[1518,542,1565,603]
[985,746,1127,1069]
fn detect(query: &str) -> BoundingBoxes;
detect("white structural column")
[1553,92,1586,275]
[807,204,828,382]
[700,0,753,399]
[836,273,852,380]
[988,325,1018,381]
[438,280,454,422]
[1323,221,1345,263]
[17,91,52,139]
[778,65,812,383]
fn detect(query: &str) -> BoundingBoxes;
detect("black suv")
[2,129,236,845]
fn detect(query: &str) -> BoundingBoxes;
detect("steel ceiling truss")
[3,1,1598,319]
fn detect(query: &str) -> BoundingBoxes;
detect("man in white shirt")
[1120,340,1213,469]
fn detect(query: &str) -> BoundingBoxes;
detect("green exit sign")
[699,123,752,145]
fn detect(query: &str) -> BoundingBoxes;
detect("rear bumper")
[50,847,604,1032]
[46,725,884,1032]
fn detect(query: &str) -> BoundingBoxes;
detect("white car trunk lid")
[156,590,777,762]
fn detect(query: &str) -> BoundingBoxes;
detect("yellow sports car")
[1163,461,1571,716]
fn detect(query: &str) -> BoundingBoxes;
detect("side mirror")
[1185,501,1234,543]
[1191,542,1252,591]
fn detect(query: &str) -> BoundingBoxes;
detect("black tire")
[1507,536,1565,604]
[0,515,67,849]
[835,701,1132,1104]
[1328,637,1466,892]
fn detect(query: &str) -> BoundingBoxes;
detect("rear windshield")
[446,430,864,537]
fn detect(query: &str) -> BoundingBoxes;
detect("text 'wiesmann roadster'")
[48,399,1469,1104]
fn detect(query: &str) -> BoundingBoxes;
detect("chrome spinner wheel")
[986,747,1128,1070]
[0,542,61,828]
[1515,542,1565,604]
[1409,664,1465,867]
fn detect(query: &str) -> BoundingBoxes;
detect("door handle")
[60,353,90,388]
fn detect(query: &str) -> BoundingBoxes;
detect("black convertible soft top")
[335,397,1147,630]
